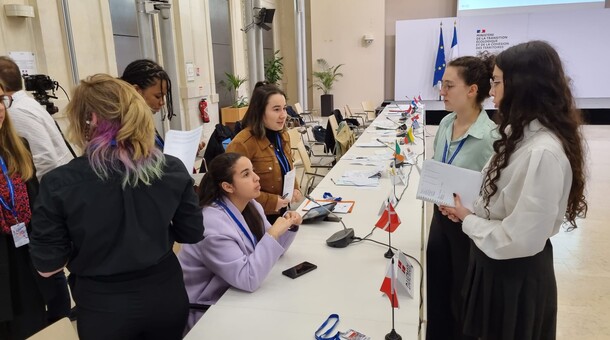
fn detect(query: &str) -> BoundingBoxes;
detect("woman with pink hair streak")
[29,74,204,340]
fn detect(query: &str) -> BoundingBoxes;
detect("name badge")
[11,222,29,248]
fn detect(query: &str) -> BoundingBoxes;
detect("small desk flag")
[375,202,401,232]
[394,141,405,163]
[404,127,416,144]
[380,260,399,308]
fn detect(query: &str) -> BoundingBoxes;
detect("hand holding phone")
[282,261,317,279]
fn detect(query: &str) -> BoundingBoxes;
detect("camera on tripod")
[23,74,59,115]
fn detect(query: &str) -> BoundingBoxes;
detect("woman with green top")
[426,55,498,340]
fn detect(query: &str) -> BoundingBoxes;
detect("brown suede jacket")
[226,127,298,214]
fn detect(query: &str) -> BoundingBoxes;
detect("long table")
[185,104,427,339]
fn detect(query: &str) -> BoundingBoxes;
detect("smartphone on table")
[282,261,317,279]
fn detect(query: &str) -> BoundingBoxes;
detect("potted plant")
[219,72,248,124]
[312,58,344,117]
[264,50,284,86]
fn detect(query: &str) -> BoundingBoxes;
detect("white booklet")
[163,126,203,171]
[416,159,483,211]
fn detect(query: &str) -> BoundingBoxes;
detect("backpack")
[312,125,326,143]
[201,124,234,172]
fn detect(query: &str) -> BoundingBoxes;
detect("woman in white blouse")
[442,40,588,340]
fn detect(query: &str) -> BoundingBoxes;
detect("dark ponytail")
[448,52,495,108]
[198,152,265,241]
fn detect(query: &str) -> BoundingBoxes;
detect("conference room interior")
[2,0,610,339]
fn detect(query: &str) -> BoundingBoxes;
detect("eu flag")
[433,26,446,87]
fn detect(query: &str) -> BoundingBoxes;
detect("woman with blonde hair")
[29,74,204,339]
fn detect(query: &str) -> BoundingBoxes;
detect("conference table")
[185,103,428,340]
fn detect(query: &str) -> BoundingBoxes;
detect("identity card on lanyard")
[282,169,296,201]
[0,155,29,247]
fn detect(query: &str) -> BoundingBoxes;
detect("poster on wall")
[458,14,528,57]
[8,51,37,75]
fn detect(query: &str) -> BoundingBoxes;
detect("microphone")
[376,139,406,168]
[305,195,355,248]
[385,117,406,130]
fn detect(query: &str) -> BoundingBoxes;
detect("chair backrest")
[287,128,303,160]
[295,139,314,173]
[344,105,353,118]
[361,100,376,112]
[294,102,304,115]
[27,317,78,340]
[328,115,339,140]
[287,127,302,148]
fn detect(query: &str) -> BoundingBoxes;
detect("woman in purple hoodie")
[178,152,302,333]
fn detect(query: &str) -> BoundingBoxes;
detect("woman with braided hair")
[121,59,205,153]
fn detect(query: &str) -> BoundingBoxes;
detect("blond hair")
[66,74,164,187]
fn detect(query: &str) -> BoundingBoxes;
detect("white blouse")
[462,120,573,260]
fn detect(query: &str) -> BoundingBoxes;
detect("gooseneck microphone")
[386,117,406,130]
[305,195,355,248]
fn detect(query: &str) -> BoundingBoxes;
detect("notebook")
[416,159,484,211]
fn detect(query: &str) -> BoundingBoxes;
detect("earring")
[84,120,91,141]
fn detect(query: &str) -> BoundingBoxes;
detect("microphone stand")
[305,195,355,248]
[384,199,394,259]
[386,255,402,339]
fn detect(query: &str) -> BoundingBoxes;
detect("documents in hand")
[416,159,483,211]
[163,126,203,171]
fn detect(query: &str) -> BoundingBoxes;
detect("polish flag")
[380,261,399,308]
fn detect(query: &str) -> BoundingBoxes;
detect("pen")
[281,193,289,199]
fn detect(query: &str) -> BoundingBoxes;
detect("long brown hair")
[0,81,34,180]
[241,84,286,139]
[483,41,587,228]
[198,152,264,241]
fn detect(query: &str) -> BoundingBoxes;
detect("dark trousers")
[71,253,189,340]
[426,207,475,340]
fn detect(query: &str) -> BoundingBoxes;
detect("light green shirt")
[432,110,498,172]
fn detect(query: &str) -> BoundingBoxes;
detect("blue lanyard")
[155,135,164,149]
[216,200,257,248]
[315,314,341,340]
[274,134,290,175]
[442,137,467,165]
[0,156,18,221]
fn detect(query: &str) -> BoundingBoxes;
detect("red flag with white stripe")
[375,203,401,232]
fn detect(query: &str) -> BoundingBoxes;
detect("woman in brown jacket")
[226,84,302,223]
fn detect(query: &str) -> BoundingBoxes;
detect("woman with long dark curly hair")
[441,40,588,340]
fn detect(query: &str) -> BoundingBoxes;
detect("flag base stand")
[385,328,402,340]
[384,248,394,259]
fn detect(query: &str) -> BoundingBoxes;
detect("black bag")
[287,106,306,126]
[201,124,234,172]
[312,125,326,143]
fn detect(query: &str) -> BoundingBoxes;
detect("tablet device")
[301,202,337,223]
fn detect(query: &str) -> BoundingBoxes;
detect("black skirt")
[462,239,557,340]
